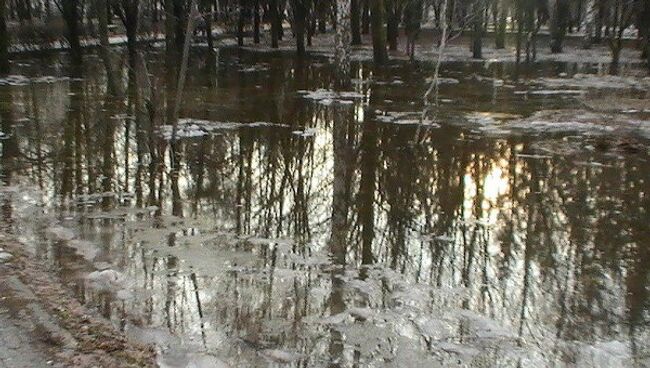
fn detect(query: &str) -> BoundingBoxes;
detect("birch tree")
[335,0,351,87]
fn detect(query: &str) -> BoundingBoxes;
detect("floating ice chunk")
[239,65,269,72]
[0,75,69,86]
[436,342,481,357]
[260,349,304,363]
[0,252,12,262]
[435,235,454,242]
[319,312,350,325]
[348,307,375,320]
[425,77,460,85]
[298,89,364,105]
[46,226,75,241]
[516,153,552,159]
[68,239,99,261]
[158,119,240,139]
[292,128,318,137]
[245,121,289,128]
[86,269,126,292]
[0,75,30,86]
[527,89,586,95]
[185,354,230,368]
[413,317,455,340]
[466,111,520,126]
[115,289,132,300]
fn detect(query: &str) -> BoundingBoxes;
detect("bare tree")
[0,0,9,74]
[370,0,388,63]
[471,0,486,58]
[494,0,508,49]
[97,0,120,95]
[54,0,83,63]
[404,0,423,60]
[112,0,140,63]
[290,0,309,57]
[269,0,280,47]
[550,0,570,52]
[335,0,351,87]
[351,0,362,44]
[604,0,635,74]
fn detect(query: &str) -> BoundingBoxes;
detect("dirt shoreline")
[0,226,156,368]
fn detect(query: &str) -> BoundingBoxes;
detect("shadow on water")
[0,47,649,367]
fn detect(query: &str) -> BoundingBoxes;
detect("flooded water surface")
[0,49,649,367]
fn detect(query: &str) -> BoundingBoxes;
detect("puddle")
[0,49,649,367]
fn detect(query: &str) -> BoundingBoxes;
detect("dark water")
[0,49,649,367]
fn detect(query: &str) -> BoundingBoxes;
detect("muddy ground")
[0,225,155,368]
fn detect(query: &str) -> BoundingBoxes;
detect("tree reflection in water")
[0,49,648,367]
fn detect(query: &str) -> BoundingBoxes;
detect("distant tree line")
[1,0,650,75]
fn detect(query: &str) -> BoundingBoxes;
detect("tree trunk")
[253,0,260,43]
[237,0,245,46]
[351,0,361,44]
[165,0,178,124]
[335,0,351,88]
[370,0,387,64]
[594,0,603,43]
[386,3,399,51]
[270,0,279,47]
[362,0,370,34]
[471,1,483,59]
[278,0,285,39]
[550,0,569,53]
[97,0,119,95]
[495,0,507,49]
[317,0,326,32]
[0,0,9,75]
[202,0,217,80]
[204,0,214,51]
[515,5,523,63]
[293,0,306,57]
[61,0,83,64]
[582,0,594,48]
[123,1,140,65]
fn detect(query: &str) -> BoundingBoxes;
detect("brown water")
[0,49,649,367]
